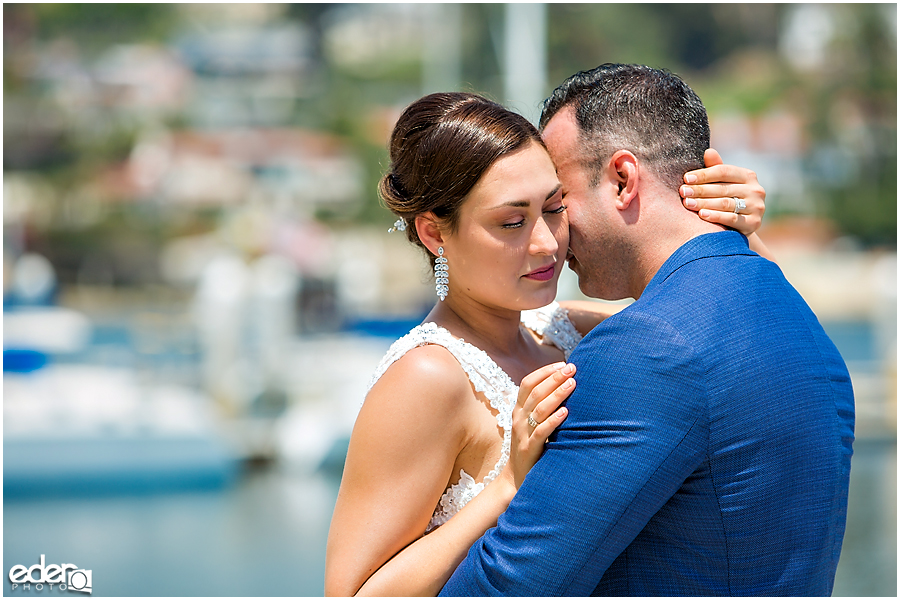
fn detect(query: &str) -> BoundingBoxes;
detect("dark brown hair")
[379,92,544,259]
[540,64,709,190]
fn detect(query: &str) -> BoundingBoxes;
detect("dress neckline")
[412,320,519,390]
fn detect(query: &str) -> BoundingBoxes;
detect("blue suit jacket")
[440,231,855,596]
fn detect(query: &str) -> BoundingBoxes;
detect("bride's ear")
[415,213,445,256]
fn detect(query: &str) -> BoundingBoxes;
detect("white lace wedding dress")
[365,302,583,532]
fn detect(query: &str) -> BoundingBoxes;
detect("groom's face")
[542,107,632,301]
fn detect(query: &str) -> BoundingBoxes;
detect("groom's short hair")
[539,63,710,191]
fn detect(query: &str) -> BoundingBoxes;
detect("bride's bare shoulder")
[365,343,472,418]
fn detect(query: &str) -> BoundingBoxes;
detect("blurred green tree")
[4,3,896,247]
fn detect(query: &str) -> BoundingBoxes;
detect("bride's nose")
[529,217,559,256]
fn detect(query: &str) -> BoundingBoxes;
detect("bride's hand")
[506,362,575,490]
[680,148,766,236]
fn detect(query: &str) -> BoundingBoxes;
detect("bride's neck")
[426,296,528,358]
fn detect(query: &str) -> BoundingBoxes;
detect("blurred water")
[3,323,896,596]
[3,467,340,596]
[833,437,898,597]
[3,440,895,597]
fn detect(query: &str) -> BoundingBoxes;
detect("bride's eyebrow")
[491,200,530,210]
[489,184,563,211]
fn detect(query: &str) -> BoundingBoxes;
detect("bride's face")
[442,141,568,311]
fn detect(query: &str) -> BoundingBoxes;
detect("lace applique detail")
[365,306,580,532]
[520,301,583,360]
[428,469,484,531]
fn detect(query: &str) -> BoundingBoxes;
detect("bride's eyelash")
[502,205,565,229]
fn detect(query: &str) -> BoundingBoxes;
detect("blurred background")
[3,3,896,596]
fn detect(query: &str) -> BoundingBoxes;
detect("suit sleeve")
[440,311,709,596]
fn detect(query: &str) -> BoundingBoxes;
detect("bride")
[325,92,769,596]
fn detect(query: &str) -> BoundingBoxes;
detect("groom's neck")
[627,190,726,298]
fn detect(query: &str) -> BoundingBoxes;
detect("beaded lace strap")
[521,302,584,360]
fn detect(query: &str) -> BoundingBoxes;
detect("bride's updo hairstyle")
[379,92,545,261]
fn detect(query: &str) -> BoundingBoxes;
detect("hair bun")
[386,172,408,202]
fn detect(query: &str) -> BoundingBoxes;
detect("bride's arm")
[325,347,573,597]
[325,345,470,596]
[557,301,626,338]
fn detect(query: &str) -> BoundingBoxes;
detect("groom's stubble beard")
[566,189,637,302]
[571,228,636,302]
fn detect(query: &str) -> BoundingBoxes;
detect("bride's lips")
[523,263,556,282]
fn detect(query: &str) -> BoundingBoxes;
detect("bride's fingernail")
[684,198,697,209]
[684,173,697,183]
[681,185,694,197]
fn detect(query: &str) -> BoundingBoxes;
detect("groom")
[440,64,855,596]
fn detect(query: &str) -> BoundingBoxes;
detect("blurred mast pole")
[422,4,462,94]
[504,3,547,125]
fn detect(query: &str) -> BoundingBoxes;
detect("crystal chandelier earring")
[434,247,449,301]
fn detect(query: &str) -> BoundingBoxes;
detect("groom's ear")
[415,213,445,255]
[610,150,639,211]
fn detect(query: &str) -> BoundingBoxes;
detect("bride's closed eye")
[543,187,566,215]
[502,219,526,230]
[501,204,565,229]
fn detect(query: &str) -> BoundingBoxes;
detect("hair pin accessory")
[388,218,407,233]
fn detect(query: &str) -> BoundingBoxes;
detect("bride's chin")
[520,287,558,310]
